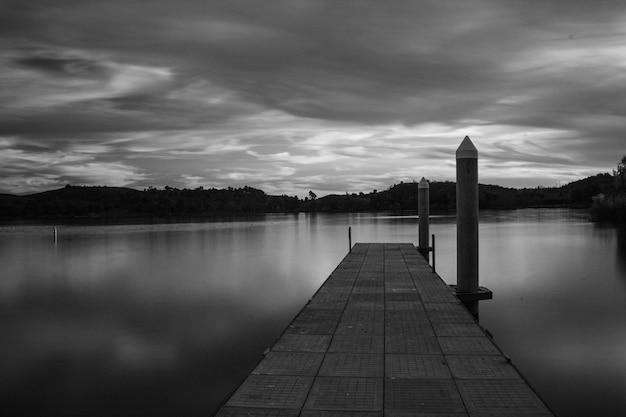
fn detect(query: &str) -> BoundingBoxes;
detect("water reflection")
[615,226,626,278]
[0,216,344,416]
[475,212,626,417]
[1,210,626,416]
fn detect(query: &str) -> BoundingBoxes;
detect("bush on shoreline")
[590,156,626,223]
[591,194,626,223]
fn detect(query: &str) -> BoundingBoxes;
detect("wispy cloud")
[1,0,626,195]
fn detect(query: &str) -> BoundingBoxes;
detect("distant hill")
[302,173,613,212]
[0,174,614,220]
[0,185,300,219]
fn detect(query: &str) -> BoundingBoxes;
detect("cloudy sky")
[2,0,625,196]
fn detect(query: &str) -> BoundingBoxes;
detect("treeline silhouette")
[0,173,614,220]
[304,174,612,212]
[590,156,626,222]
[0,185,299,219]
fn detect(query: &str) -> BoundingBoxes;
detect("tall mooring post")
[455,136,492,318]
[417,177,430,261]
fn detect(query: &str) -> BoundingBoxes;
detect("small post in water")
[418,177,430,260]
[348,226,352,253]
[456,136,480,317]
[53,226,58,243]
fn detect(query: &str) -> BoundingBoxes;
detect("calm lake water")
[1,209,625,416]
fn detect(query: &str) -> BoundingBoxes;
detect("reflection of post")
[418,177,430,261]
[456,136,479,317]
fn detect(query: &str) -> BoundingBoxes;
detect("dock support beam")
[417,177,430,261]
[456,136,488,317]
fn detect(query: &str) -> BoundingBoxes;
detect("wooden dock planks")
[214,243,554,416]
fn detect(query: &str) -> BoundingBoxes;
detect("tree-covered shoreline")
[0,173,616,221]
[590,156,626,223]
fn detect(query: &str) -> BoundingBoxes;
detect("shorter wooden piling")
[418,177,430,261]
[432,233,436,273]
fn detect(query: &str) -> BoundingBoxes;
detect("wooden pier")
[214,243,554,416]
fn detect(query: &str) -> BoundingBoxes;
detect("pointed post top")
[418,177,429,189]
[456,136,478,159]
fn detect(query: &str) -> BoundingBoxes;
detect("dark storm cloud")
[3,0,505,125]
[0,106,167,139]
[14,49,109,79]
[2,0,626,194]
[164,0,510,125]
